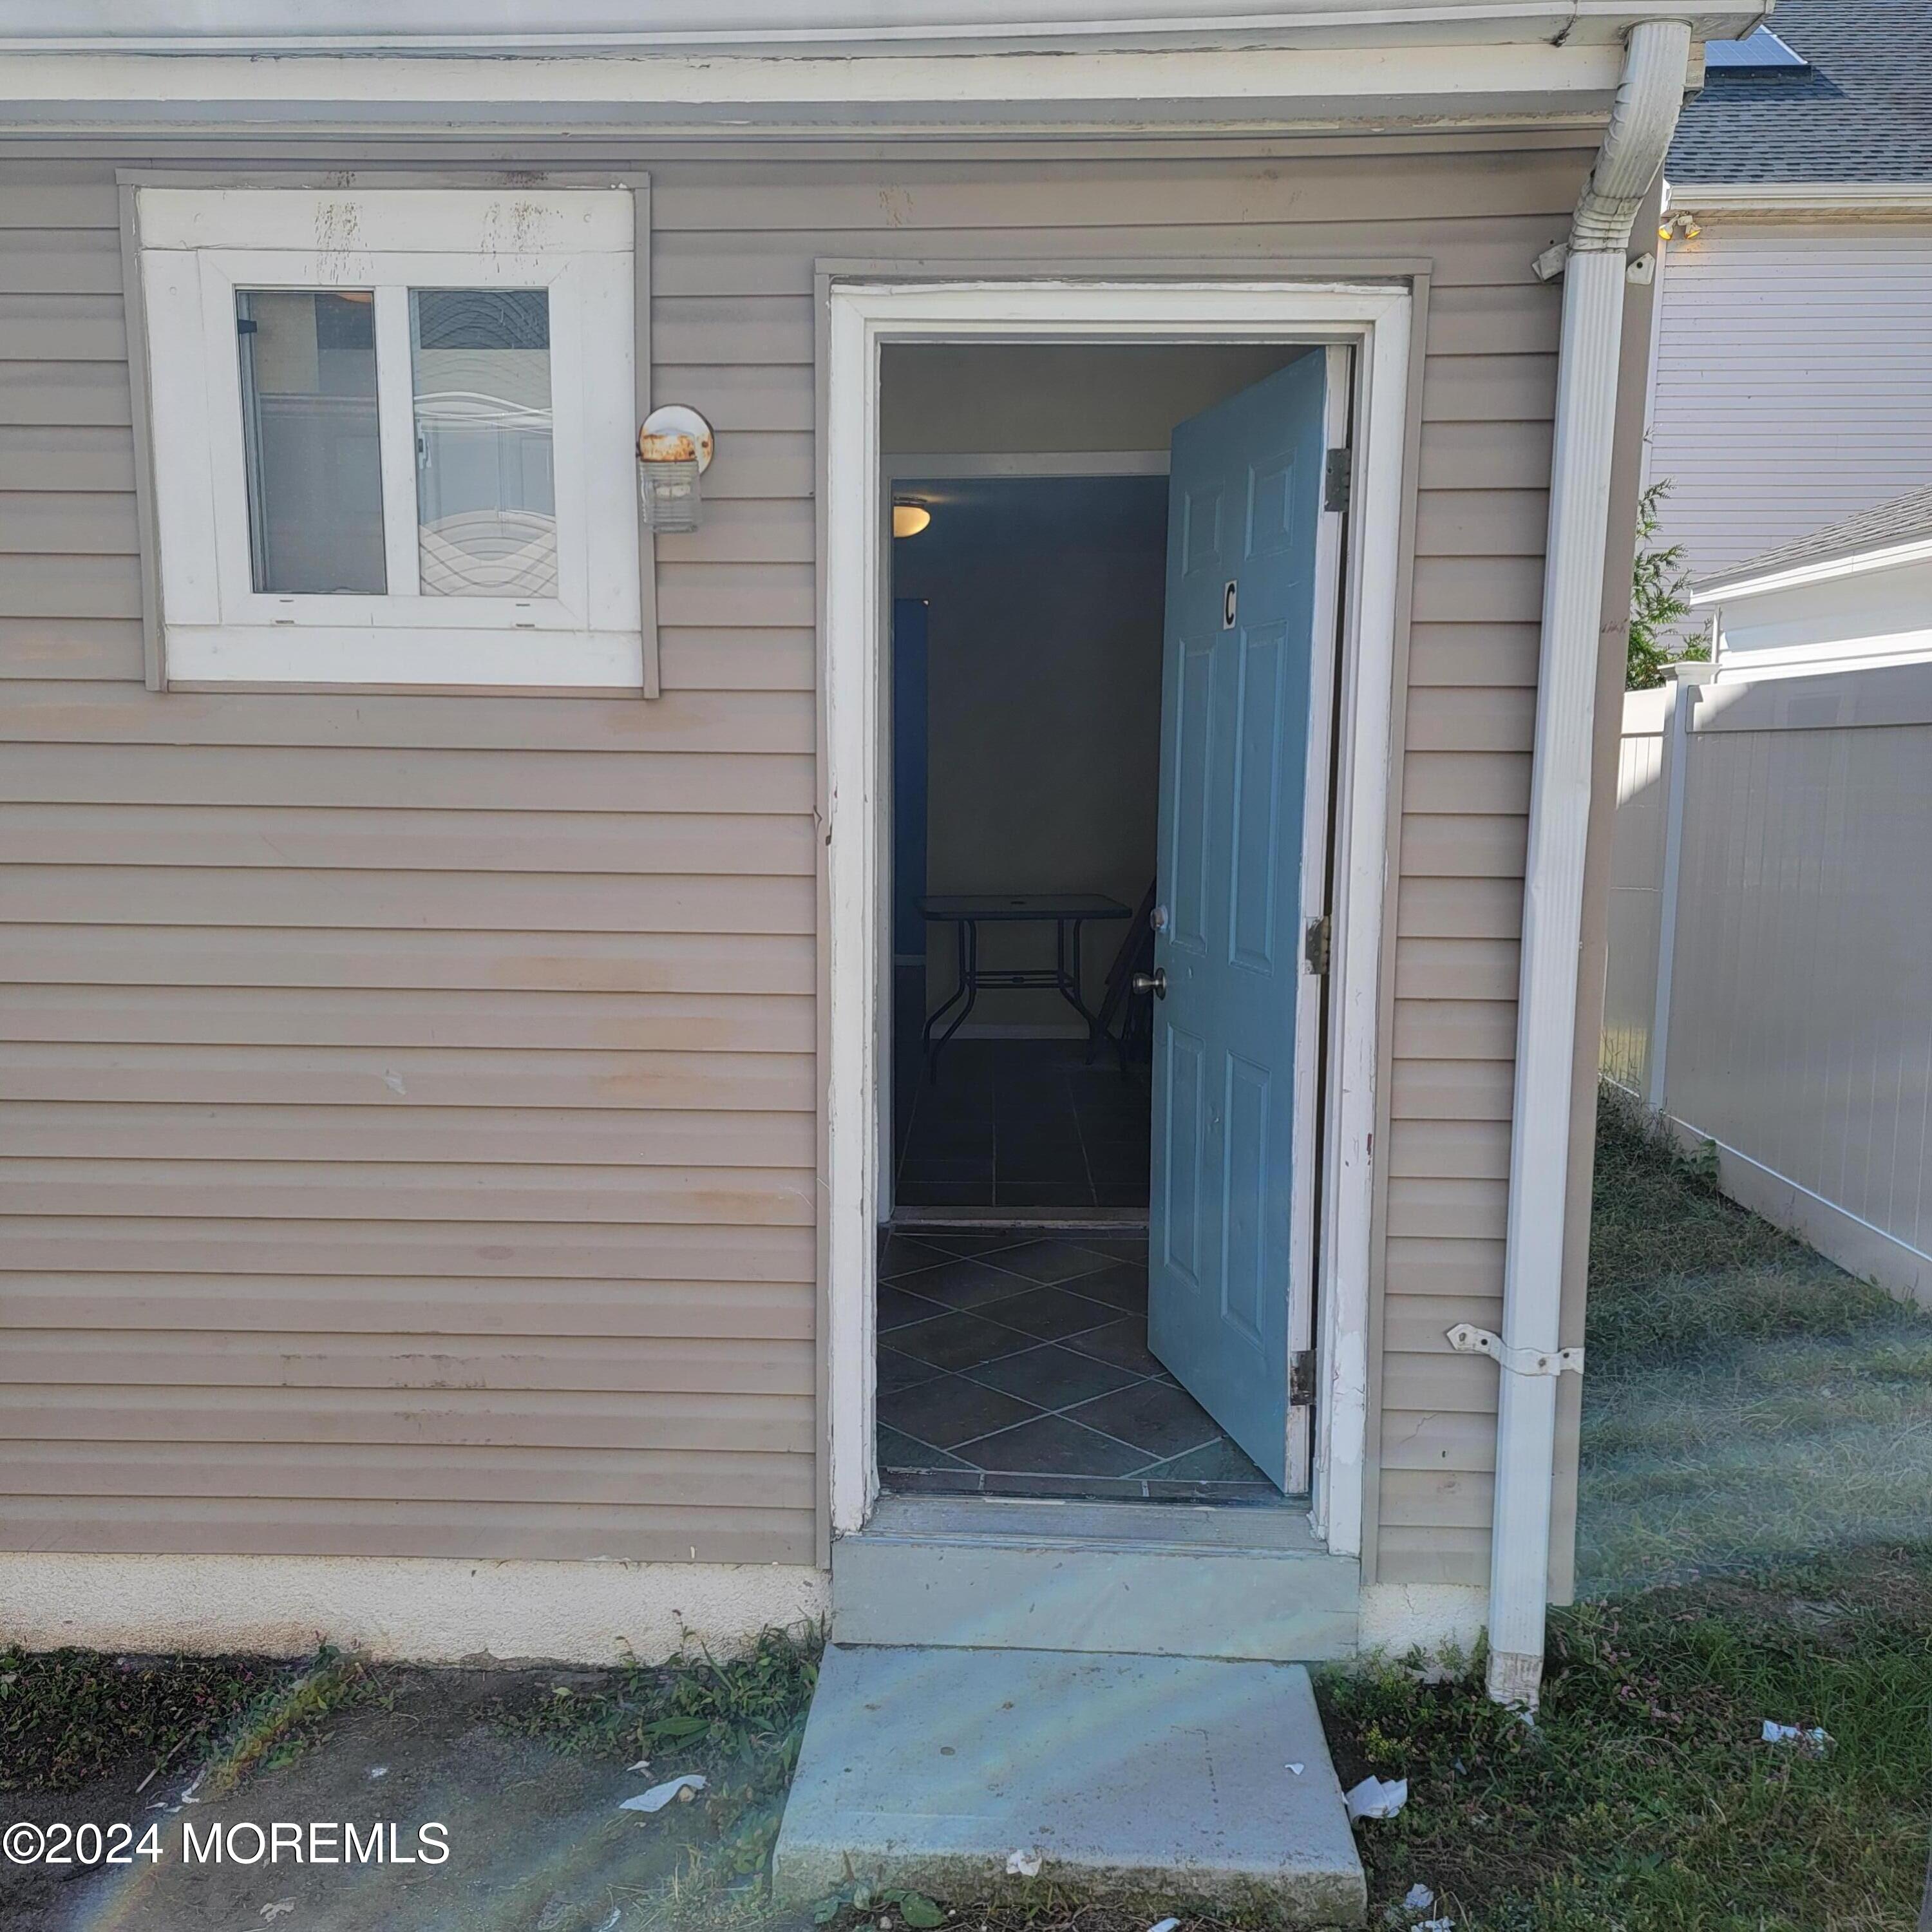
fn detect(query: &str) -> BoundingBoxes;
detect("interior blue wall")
[891,597,929,960]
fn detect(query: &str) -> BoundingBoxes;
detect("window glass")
[235,289,386,594]
[410,289,558,598]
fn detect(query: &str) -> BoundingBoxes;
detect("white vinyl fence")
[1602,661,1932,1305]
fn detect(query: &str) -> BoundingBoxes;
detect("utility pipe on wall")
[1486,16,1692,1710]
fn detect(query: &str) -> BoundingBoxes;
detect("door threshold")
[891,1205,1148,1233]
[864,1492,1324,1552]
[882,1468,1291,1508]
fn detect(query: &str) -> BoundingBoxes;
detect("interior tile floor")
[875,1227,1283,1504]
[893,1032,1151,1213]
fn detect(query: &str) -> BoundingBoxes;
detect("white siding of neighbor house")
[1646,221,1932,580]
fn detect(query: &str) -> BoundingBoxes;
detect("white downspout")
[1484,17,1692,1710]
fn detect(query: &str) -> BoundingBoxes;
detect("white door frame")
[824,279,1412,1559]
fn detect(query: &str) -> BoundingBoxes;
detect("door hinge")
[1290,1349,1317,1407]
[1303,914,1332,977]
[1323,447,1352,513]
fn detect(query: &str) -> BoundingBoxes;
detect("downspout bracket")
[1448,1323,1584,1378]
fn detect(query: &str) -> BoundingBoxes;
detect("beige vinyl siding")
[1648,223,1932,580]
[0,138,1600,1586]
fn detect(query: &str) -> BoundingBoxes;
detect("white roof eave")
[0,15,1752,140]
[1693,535,1932,607]
[0,1,1770,56]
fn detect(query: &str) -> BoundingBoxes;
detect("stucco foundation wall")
[0,1553,829,1665]
[0,131,1624,1596]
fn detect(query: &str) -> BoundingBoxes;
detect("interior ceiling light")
[893,501,932,539]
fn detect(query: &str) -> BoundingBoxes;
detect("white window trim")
[822,278,1413,1562]
[135,186,642,690]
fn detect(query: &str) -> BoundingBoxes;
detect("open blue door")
[1147,354,1329,1493]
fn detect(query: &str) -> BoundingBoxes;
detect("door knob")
[1132,968,1168,999]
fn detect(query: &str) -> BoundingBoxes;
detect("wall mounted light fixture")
[1657,210,1701,242]
[638,405,714,533]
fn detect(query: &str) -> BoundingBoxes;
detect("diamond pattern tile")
[875,1228,1283,1503]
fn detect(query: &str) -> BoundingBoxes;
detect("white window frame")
[135,186,641,690]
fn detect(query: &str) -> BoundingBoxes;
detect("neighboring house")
[1605,8,1932,1307]
[1689,482,1932,679]
[1646,0,1932,587]
[0,1,1762,1715]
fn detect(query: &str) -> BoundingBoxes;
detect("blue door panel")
[1146,352,1327,1492]
[1222,1053,1271,1345]
[1168,634,1216,956]
[1162,1021,1208,1289]
[1183,484,1225,576]
[1230,621,1287,973]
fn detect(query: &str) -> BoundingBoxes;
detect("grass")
[1586,1090,1907,1373]
[1578,1089,1932,1593]
[500,1625,824,1926]
[1318,1544,1932,1931]
[1306,1091,1932,1929]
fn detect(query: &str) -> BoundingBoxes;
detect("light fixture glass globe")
[893,502,932,538]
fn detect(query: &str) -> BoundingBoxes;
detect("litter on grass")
[1344,1776,1408,1822]
[1005,1849,1043,1878]
[366,1765,388,1780]
[261,1905,296,1923]
[619,1774,706,1813]
[1148,1917,1180,1932]
[627,1758,651,1772]
[594,1912,623,1932]
[1403,1885,1435,1913]
[1761,1721,1833,1754]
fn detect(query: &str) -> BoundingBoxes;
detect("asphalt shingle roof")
[1669,0,1932,184]
[1695,480,1932,591]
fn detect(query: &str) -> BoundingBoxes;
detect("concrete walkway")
[772,1645,1366,1924]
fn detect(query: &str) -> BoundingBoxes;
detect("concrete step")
[833,1495,1359,1662]
[771,1643,1366,1924]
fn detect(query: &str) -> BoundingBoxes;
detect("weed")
[203,1645,377,1795]
[0,1649,285,1794]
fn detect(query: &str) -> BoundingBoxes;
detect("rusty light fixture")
[638,405,714,533]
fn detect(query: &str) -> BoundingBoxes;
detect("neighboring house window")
[136,187,640,688]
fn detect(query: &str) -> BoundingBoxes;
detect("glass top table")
[916,893,1133,1078]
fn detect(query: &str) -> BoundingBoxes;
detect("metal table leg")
[923,916,981,1081]
[1056,916,1104,1042]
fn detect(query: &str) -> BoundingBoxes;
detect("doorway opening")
[889,469,1168,1220]
[875,340,1329,1506]
[822,281,1410,1557]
